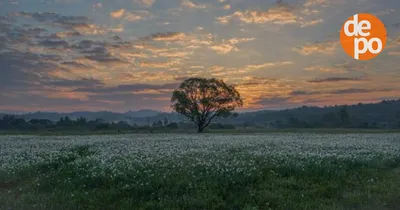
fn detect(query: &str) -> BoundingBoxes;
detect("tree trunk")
[197,124,204,133]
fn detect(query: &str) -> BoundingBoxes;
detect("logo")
[340,13,387,60]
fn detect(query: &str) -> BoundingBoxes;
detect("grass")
[1,128,399,136]
[1,144,400,209]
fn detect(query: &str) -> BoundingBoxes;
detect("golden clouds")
[245,61,293,70]
[110,9,151,22]
[300,18,323,27]
[110,9,125,19]
[217,6,298,25]
[211,44,238,54]
[216,1,325,28]
[210,37,255,54]
[293,41,339,55]
[151,32,187,41]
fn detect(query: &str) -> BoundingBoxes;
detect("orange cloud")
[110,9,125,19]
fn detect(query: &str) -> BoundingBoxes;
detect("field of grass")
[1,128,400,136]
[1,133,400,209]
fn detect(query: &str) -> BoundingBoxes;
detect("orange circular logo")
[340,13,387,60]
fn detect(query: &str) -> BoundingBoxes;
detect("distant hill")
[125,110,161,118]
[221,99,400,128]
[0,110,162,123]
[1,99,400,128]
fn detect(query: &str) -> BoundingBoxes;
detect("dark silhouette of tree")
[75,117,87,126]
[287,116,302,128]
[338,106,350,127]
[163,118,169,127]
[396,111,400,128]
[171,78,243,133]
[166,122,179,129]
[322,112,340,127]
[152,120,163,128]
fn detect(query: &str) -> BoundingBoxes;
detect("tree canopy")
[171,78,243,132]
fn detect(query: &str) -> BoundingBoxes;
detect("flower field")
[1,133,400,209]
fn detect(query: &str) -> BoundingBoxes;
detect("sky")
[0,0,399,113]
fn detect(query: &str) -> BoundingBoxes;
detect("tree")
[166,122,179,129]
[171,78,243,133]
[152,120,163,128]
[338,106,350,127]
[322,112,340,127]
[287,116,302,128]
[163,118,169,127]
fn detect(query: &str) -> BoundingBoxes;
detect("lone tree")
[171,78,243,133]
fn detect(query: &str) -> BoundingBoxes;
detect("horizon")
[1,0,399,112]
[1,98,398,115]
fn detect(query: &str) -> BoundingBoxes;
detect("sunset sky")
[0,0,399,112]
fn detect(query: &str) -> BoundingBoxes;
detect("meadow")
[1,133,400,210]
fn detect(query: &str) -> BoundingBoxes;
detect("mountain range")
[1,99,400,128]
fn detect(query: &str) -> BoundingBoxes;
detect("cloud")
[303,0,328,8]
[139,60,181,68]
[223,4,231,10]
[308,76,367,83]
[118,51,149,59]
[181,0,207,9]
[245,61,293,70]
[235,76,293,108]
[226,37,255,44]
[14,12,109,35]
[74,83,178,94]
[109,10,152,22]
[74,24,109,35]
[216,2,324,27]
[125,11,151,22]
[110,9,125,19]
[38,39,69,49]
[42,78,104,88]
[210,37,254,54]
[217,3,298,25]
[293,41,339,55]
[139,32,187,42]
[304,65,346,74]
[151,32,187,41]
[52,31,81,38]
[290,88,393,96]
[211,44,238,54]
[125,13,143,21]
[290,90,318,96]
[329,88,392,94]
[300,18,323,27]
[134,0,156,7]
[0,49,66,95]
[158,51,191,58]
[300,8,320,15]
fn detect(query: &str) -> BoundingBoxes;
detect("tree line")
[0,115,237,132]
[1,78,399,132]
